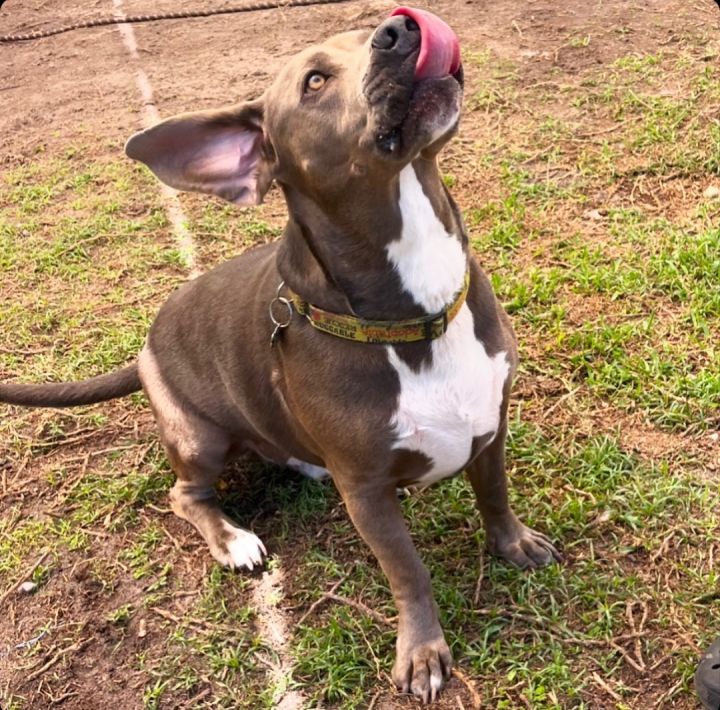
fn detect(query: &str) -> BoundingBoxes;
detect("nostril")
[404,17,419,32]
[372,26,398,50]
[371,15,421,54]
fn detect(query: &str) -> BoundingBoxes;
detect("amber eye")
[305,72,327,92]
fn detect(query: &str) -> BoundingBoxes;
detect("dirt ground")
[2,0,720,708]
[3,0,711,165]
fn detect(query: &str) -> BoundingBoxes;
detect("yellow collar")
[287,270,470,344]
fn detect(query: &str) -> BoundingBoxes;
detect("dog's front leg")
[466,422,561,569]
[333,475,451,703]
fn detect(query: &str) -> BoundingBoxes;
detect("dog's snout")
[371,15,420,55]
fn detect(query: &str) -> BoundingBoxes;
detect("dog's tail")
[0,363,142,408]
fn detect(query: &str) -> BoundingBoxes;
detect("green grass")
[139,564,268,709]
[183,194,284,266]
[0,156,178,383]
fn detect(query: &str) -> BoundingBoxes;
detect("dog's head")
[125,7,463,206]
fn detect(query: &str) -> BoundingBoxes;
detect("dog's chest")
[388,306,509,487]
[385,164,509,487]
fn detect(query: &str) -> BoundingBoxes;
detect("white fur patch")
[387,165,510,488]
[220,522,267,571]
[388,308,509,487]
[286,457,330,481]
[387,165,467,312]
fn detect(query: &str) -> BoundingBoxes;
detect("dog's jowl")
[0,7,560,703]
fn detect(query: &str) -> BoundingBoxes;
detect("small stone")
[584,208,604,220]
[704,185,720,199]
[594,510,612,524]
[137,618,147,638]
[18,581,37,594]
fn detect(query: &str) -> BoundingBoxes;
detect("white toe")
[222,524,267,571]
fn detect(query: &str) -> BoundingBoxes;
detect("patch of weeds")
[142,678,170,710]
[575,141,619,177]
[294,612,387,707]
[443,173,457,188]
[0,519,50,576]
[465,52,518,112]
[611,52,662,79]
[0,156,176,387]
[646,224,720,318]
[0,450,173,584]
[69,462,173,531]
[626,93,692,149]
[583,344,720,430]
[138,565,268,708]
[467,192,526,252]
[496,267,565,317]
[190,202,280,242]
[568,34,591,48]
[183,198,283,266]
[119,524,164,580]
[107,603,134,626]
[30,563,52,588]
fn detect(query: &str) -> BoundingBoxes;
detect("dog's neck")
[276,158,468,320]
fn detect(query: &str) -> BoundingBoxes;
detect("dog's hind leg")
[141,351,265,571]
[164,435,266,572]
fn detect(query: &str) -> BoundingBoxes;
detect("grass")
[2,9,720,710]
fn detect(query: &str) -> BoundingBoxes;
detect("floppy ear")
[124,99,272,206]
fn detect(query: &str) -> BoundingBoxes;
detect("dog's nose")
[371,15,420,56]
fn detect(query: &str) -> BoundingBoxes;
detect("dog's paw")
[393,635,452,704]
[487,517,561,570]
[213,522,267,571]
[286,457,330,481]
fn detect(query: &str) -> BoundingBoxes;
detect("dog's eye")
[304,72,327,93]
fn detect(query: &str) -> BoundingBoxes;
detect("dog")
[0,7,560,703]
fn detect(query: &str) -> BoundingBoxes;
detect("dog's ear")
[124,99,272,206]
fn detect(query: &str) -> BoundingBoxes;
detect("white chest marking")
[387,166,467,312]
[386,165,510,488]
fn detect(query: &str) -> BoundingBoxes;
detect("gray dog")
[1,8,559,702]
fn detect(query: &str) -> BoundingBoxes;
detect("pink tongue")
[390,6,461,80]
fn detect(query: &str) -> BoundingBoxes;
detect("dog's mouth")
[375,67,464,156]
[393,6,461,82]
[367,7,464,157]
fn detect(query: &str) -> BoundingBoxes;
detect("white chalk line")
[111,5,305,706]
[112,0,201,280]
[252,565,308,708]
